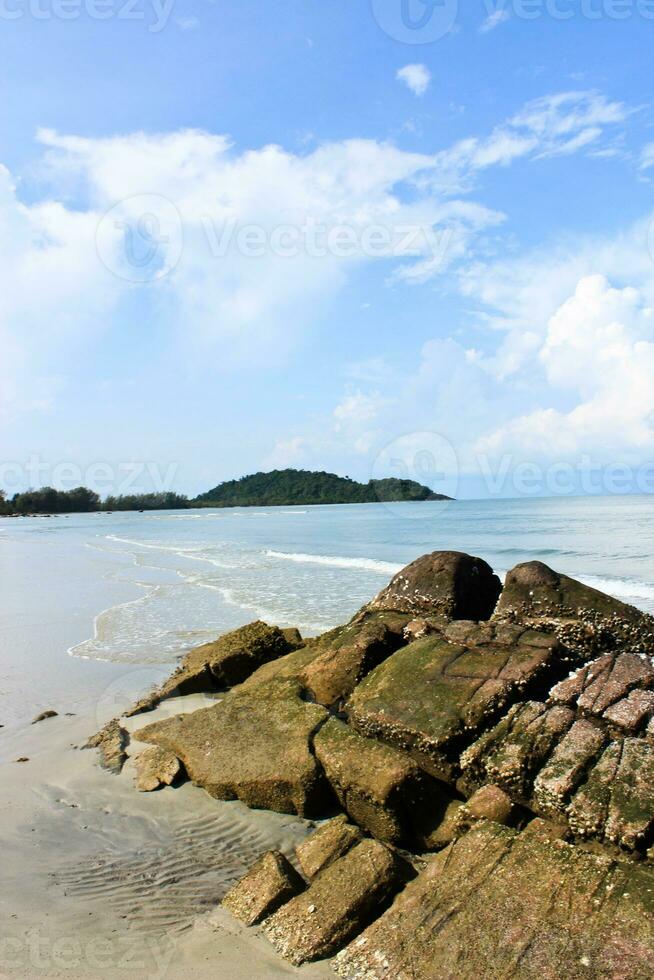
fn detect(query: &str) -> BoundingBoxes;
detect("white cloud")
[0,89,635,425]
[640,142,654,170]
[0,131,454,414]
[478,275,654,459]
[396,64,432,97]
[427,92,628,193]
[479,9,510,33]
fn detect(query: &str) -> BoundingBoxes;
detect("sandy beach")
[0,704,333,979]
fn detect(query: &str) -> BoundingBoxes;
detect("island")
[194,468,452,508]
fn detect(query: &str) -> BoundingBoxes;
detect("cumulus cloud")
[396,64,432,97]
[478,275,654,460]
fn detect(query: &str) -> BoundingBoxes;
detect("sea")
[1,494,654,733]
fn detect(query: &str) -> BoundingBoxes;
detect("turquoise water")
[2,495,654,671]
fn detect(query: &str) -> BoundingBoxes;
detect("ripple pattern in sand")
[53,807,305,935]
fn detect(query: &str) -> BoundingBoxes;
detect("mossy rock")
[335,821,654,980]
[134,679,330,816]
[313,717,427,844]
[264,840,406,965]
[301,611,410,708]
[347,625,561,781]
[127,621,295,714]
[365,551,501,622]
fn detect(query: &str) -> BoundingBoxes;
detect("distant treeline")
[103,492,190,511]
[0,487,190,515]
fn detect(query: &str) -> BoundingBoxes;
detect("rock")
[532,719,606,816]
[127,621,294,715]
[110,552,654,977]
[264,840,405,965]
[32,710,58,724]
[521,817,569,841]
[462,699,654,851]
[549,655,607,706]
[414,799,466,850]
[551,651,654,717]
[15,757,29,763]
[495,562,654,657]
[460,701,575,799]
[603,689,654,733]
[402,617,440,642]
[365,551,501,622]
[85,719,128,774]
[347,624,562,781]
[463,784,513,825]
[313,718,426,844]
[240,644,322,690]
[497,561,646,623]
[568,738,654,850]
[134,745,182,792]
[221,851,305,926]
[296,815,363,879]
[334,822,654,980]
[301,612,408,708]
[281,627,304,648]
[574,653,654,716]
[135,679,329,816]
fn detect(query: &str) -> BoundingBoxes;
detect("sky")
[2,0,654,499]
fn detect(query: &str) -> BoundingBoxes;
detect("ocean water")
[1,495,654,728]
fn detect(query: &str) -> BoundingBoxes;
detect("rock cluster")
[89,550,654,977]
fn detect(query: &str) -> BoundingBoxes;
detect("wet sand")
[0,708,333,979]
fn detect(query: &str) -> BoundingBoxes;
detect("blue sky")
[3,1,654,498]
